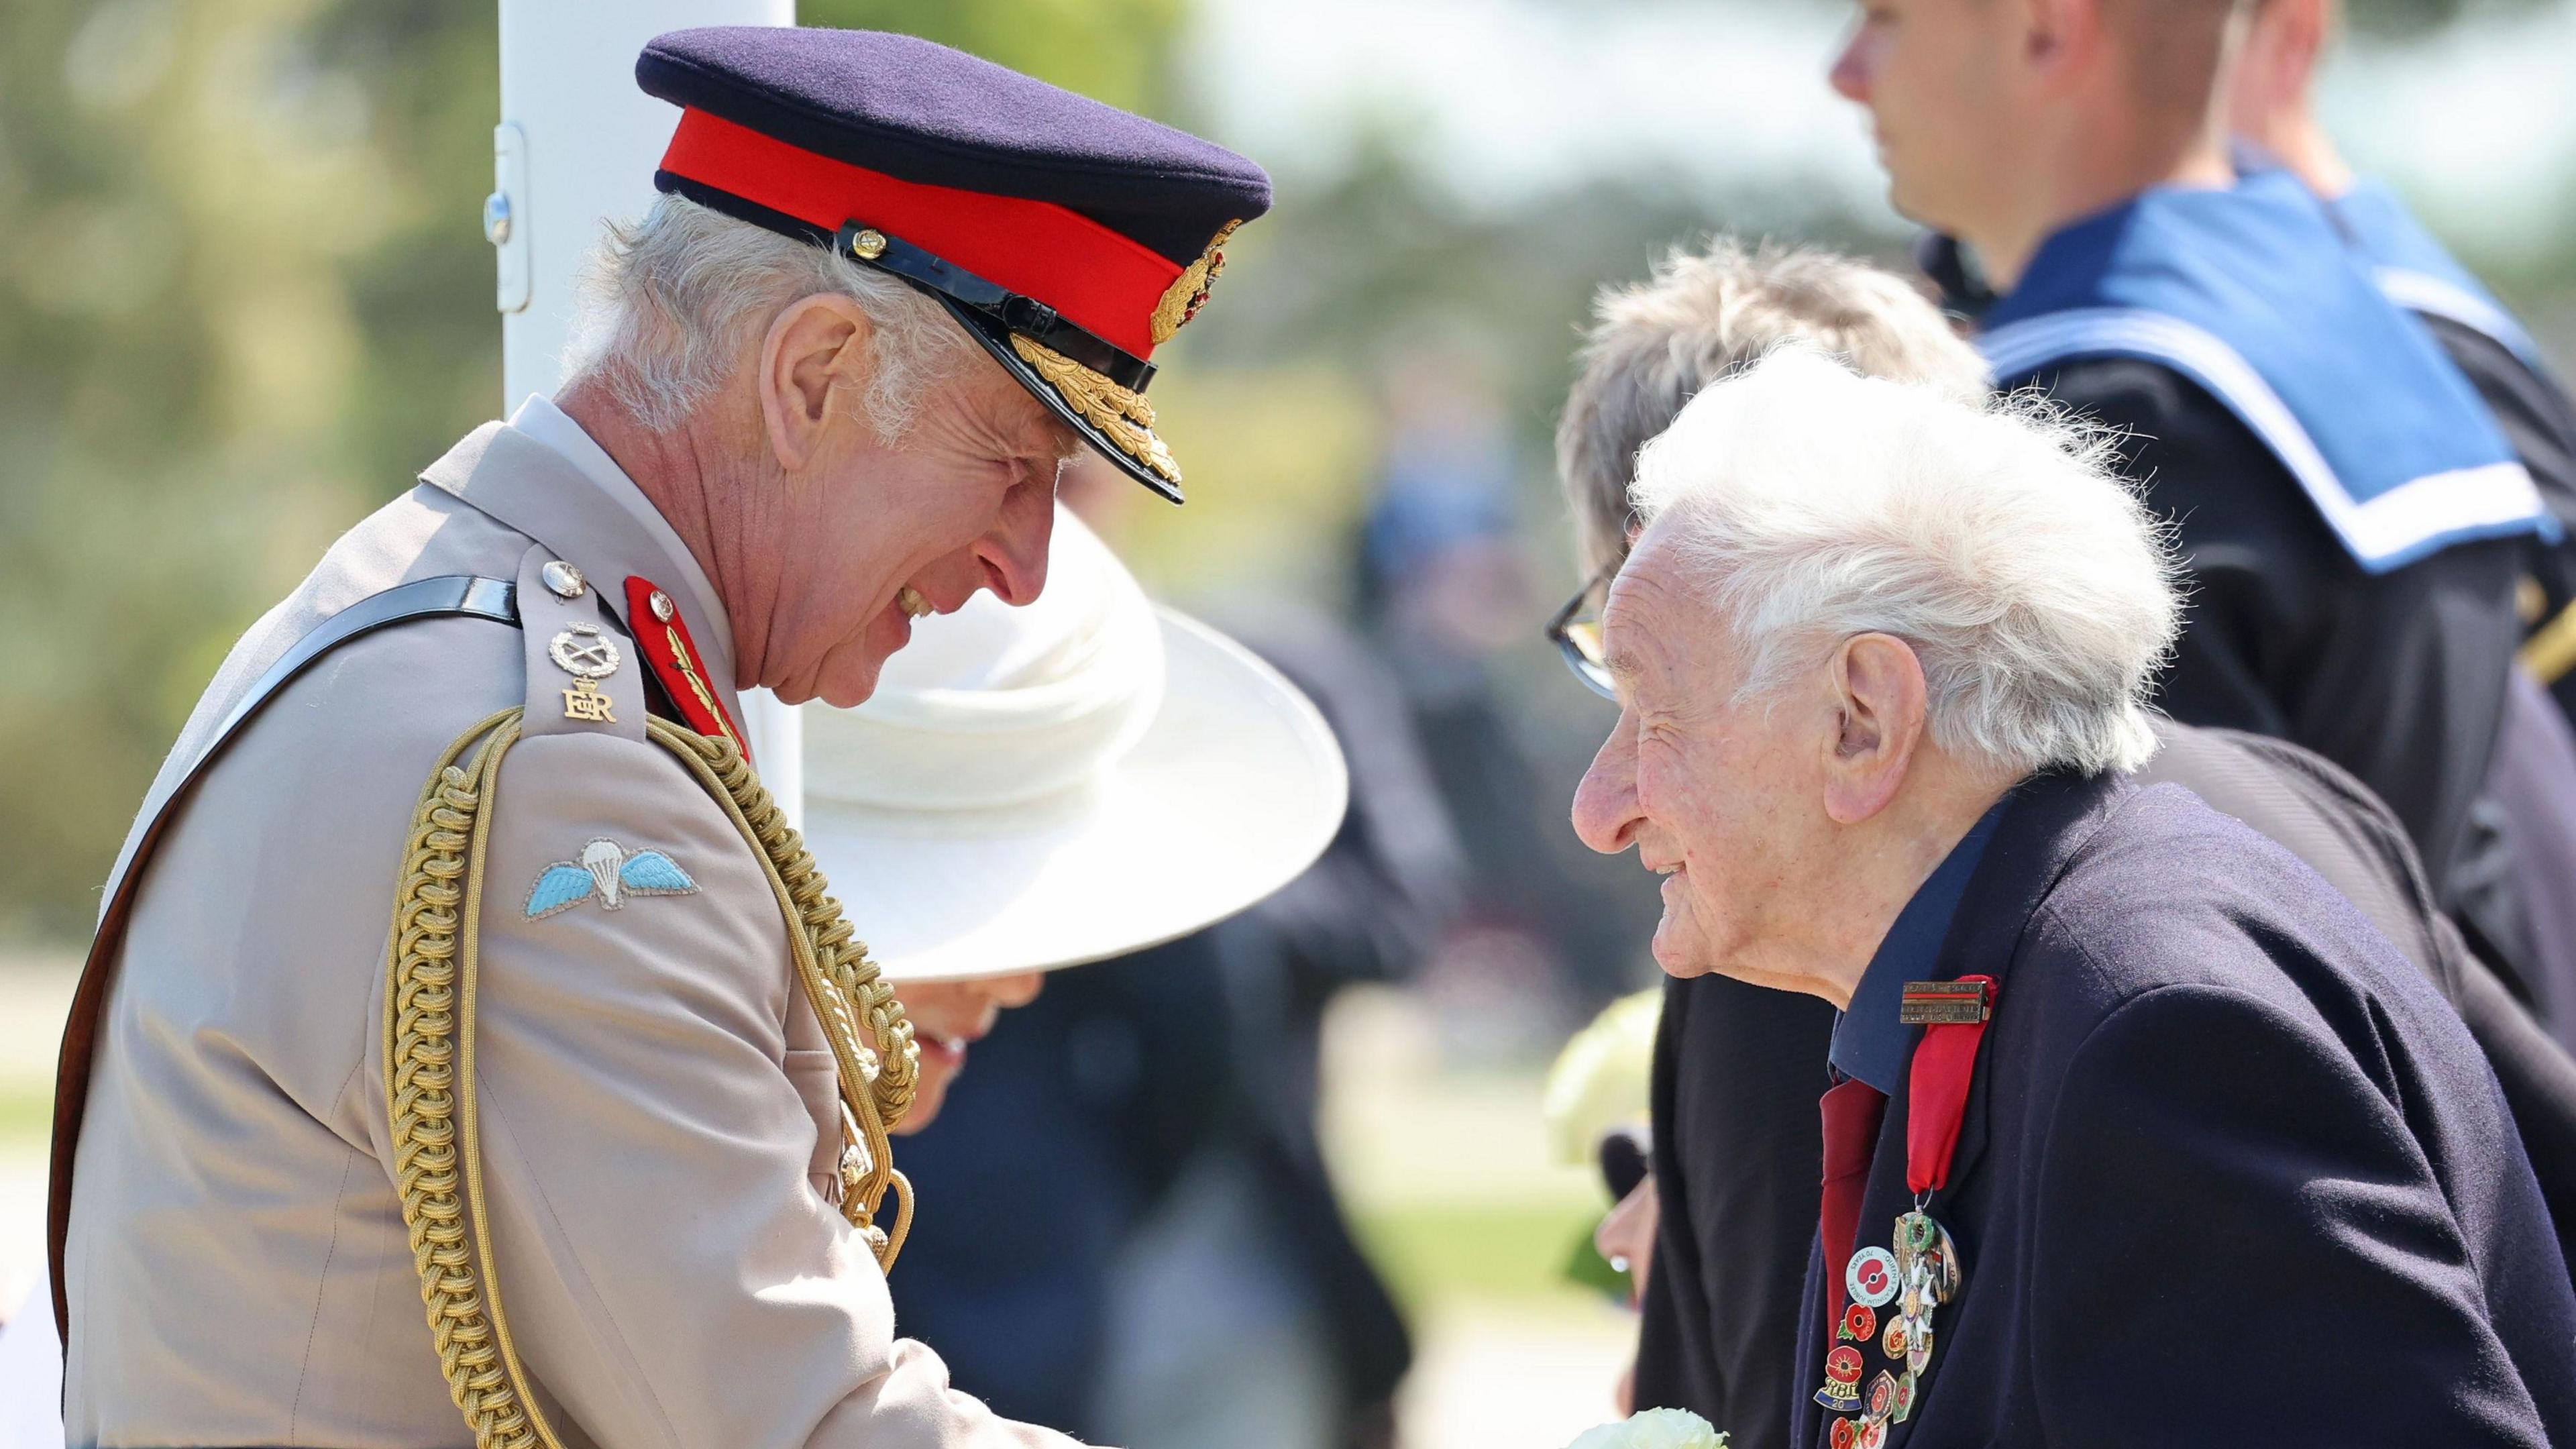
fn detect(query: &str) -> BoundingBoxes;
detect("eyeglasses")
[1546,563,1618,700]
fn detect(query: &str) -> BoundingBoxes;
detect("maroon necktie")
[1819,1076,1889,1330]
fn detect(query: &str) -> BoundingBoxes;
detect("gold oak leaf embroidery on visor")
[1010,334,1181,485]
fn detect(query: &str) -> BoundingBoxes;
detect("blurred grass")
[0,1090,48,1146]
[1354,1199,1609,1308]
[0,959,74,1149]
[1320,987,1614,1315]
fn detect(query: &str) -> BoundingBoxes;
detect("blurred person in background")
[883,460,1462,1449]
[1832,0,2565,990]
[47,28,1273,1448]
[1550,239,2576,1446]
[1576,344,2576,1446]
[1356,352,1635,1048]
[2231,0,2576,584]
[2224,0,2576,1058]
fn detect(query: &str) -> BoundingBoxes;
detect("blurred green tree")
[800,0,1184,113]
[0,0,500,939]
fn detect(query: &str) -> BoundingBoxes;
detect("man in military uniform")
[2229,0,2576,627]
[50,27,1267,1447]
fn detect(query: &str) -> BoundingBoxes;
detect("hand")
[1594,1172,1660,1306]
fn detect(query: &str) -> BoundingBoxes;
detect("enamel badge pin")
[1819,974,2000,1445]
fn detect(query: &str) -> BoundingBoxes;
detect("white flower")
[1541,988,1663,1165]
[1563,1407,1728,1449]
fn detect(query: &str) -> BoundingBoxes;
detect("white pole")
[490,0,804,824]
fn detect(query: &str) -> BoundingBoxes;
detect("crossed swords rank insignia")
[549,623,621,723]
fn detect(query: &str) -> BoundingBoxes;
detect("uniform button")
[649,590,676,622]
[541,560,586,598]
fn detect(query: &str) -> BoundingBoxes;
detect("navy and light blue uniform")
[1973,170,2551,912]
[2328,179,2576,690]
[2316,177,2576,1055]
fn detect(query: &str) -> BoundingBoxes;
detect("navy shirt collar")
[1827,800,2009,1094]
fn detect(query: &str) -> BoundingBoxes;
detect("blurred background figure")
[1834,0,2576,1055]
[1354,351,1635,1055]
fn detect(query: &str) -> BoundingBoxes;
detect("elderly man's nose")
[1572,725,1642,856]
[975,485,1055,606]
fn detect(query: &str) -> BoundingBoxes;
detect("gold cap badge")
[1149,220,1243,346]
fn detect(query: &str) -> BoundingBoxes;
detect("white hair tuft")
[1629,344,2181,777]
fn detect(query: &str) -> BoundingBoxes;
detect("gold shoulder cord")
[383,708,918,1449]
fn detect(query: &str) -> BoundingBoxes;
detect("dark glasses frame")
[1546,561,1619,700]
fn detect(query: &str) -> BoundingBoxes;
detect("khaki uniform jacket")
[62,415,1083,1449]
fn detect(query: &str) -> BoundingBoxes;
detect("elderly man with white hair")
[1576,346,2576,1446]
[49,27,1268,1449]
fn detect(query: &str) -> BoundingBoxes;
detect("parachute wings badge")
[526,837,700,919]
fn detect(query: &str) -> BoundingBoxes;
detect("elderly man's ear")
[1823,633,1930,826]
[758,293,879,472]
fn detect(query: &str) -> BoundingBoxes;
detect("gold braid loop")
[653,722,918,1132]
[385,710,558,1449]
[386,708,918,1449]
[1008,334,1181,486]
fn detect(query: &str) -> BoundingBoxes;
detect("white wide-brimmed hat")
[800,511,1348,983]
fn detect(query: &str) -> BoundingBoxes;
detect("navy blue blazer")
[1790,772,2576,1447]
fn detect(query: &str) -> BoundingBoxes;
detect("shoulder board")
[516,550,646,745]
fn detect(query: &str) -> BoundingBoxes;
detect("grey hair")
[1629,345,2180,777]
[1558,239,1989,575]
[564,195,974,437]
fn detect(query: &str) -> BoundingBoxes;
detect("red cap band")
[658,108,1183,359]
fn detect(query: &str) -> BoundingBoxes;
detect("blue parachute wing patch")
[619,849,698,898]
[525,863,597,920]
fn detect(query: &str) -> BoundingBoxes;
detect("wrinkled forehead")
[959,355,1087,461]
[1600,534,1718,689]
